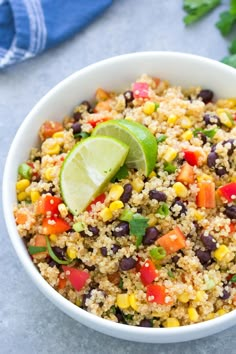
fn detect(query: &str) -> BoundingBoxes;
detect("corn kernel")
[197,174,213,182]
[181,117,192,129]
[206,313,215,320]
[116,294,130,309]
[30,190,40,203]
[52,131,64,139]
[58,203,68,218]
[100,207,113,222]
[131,178,144,193]
[16,179,30,192]
[108,185,124,201]
[75,298,82,307]
[214,245,229,262]
[129,294,138,311]
[17,191,28,201]
[47,143,60,155]
[217,98,236,109]
[67,246,77,260]
[218,112,233,128]
[193,210,204,221]
[178,292,190,303]
[152,311,168,318]
[109,200,124,212]
[49,234,57,242]
[194,290,206,302]
[143,101,156,115]
[149,171,156,178]
[167,114,178,125]
[163,147,178,162]
[163,318,180,328]
[173,182,188,198]
[44,167,55,181]
[188,307,199,322]
[182,130,193,141]
[216,309,226,317]
[147,214,158,227]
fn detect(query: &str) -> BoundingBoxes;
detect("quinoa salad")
[14,75,236,328]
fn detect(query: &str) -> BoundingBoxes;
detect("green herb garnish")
[230,275,236,283]
[129,213,149,247]
[74,132,90,139]
[156,203,169,217]
[154,102,160,111]
[120,209,134,222]
[163,161,177,174]
[156,134,167,143]
[118,278,124,289]
[193,127,218,139]
[149,247,166,261]
[123,313,133,321]
[183,0,221,25]
[46,237,72,265]
[167,270,175,278]
[28,245,47,255]
[111,164,129,182]
[221,54,236,68]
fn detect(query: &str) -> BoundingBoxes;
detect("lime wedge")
[92,120,157,176]
[60,136,129,215]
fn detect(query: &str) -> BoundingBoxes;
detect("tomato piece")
[42,217,71,234]
[36,195,62,215]
[39,120,63,140]
[132,82,149,99]
[58,275,67,290]
[218,182,236,202]
[62,266,89,292]
[157,227,186,254]
[196,181,215,208]
[86,193,106,212]
[140,259,158,286]
[146,284,171,305]
[176,162,195,185]
[183,150,201,166]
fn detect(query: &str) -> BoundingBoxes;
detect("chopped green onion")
[74,132,90,139]
[154,102,160,111]
[193,128,218,139]
[111,164,129,182]
[46,237,72,265]
[118,278,124,289]
[120,209,134,222]
[156,203,169,217]
[123,313,133,321]
[156,134,167,143]
[149,246,166,261]
[230,275,236,283]
[167,270,175,278]
[163,161,177,174]
[73,222,85,232]
[18,163,32,180]
[28,245,47,255]
[110,305,116,314]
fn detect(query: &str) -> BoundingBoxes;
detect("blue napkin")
[0,0,112,69]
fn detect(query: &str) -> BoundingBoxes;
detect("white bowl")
[3,52,236,343]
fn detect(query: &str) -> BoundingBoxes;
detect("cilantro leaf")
[74,132,90,139]
[111,165,129,182]
[221,54,236,68]
[230,275,236,283]
[216,11,236,36]
[193,127,218,138]
[229,38,236,54]
[183,0,221,25]
[129,213,149,247]
[230,0,236,15]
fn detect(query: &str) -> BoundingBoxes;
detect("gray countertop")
[0,1,235,353]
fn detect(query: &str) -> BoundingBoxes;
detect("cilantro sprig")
[128,213,149,247]
[183,0,221,25]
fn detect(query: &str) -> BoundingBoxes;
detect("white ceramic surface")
[3,52,236,343]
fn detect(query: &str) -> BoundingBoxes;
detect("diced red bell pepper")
[42,216,71,234]
[196,181,215,209]
[140,259,158,286]
[36,195,62,216]
[176,162,195,185]
[89,117,111,127]
[62,266,89,292]
[132,82,149,99]
[157,227,186,254]
[183,150,202,166]
[218,182,236,202]
[146,284,172,305]
[86,193,106,212]
[230,223,236,233]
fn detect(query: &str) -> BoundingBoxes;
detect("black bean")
[139,319,153,327]
[120,183,133,203]
[137,207,143,214]
[51,246,66,260]
[115,308,126,324]
[215,166,227,176]
[100,247,108,257]
[84,264,96,271]
[170,199,187,219]
[81,100,92,112]
[207,151,218,168]
[203,113,220,126]
[196,132,207,145]
[111,244,121,254]
[47,259,58,268]
[143,227,160,245]
[82,290,93,308]
[119,257,137,271]
[73,111,82,121]
[222,139,236,156]
[220,288,231,300]
[112,221,130,237]
[172,255,180,264]
[81,225,99,237]
[200,233,217,251]
[149,190,167,202]
[72,122,82,134]
[224,205,236,220]
[195,249,212,265]
[193,221,201,234]
[123,90,134,105]
[197,89,214,104]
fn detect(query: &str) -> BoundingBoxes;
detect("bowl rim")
[3,51,236,341]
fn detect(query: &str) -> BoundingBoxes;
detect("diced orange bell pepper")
[140,259,158,286]
[42,217,71,234]
[157,226,186,254]
[176,162,195,185]
[146,284,172,305]
[39,120,63,140]
[94,101,112,113]
[33,234,48,258]
[196,181,215,208]
[218,182,236,202]
[15,210,28,225]
[95,88,110,101]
